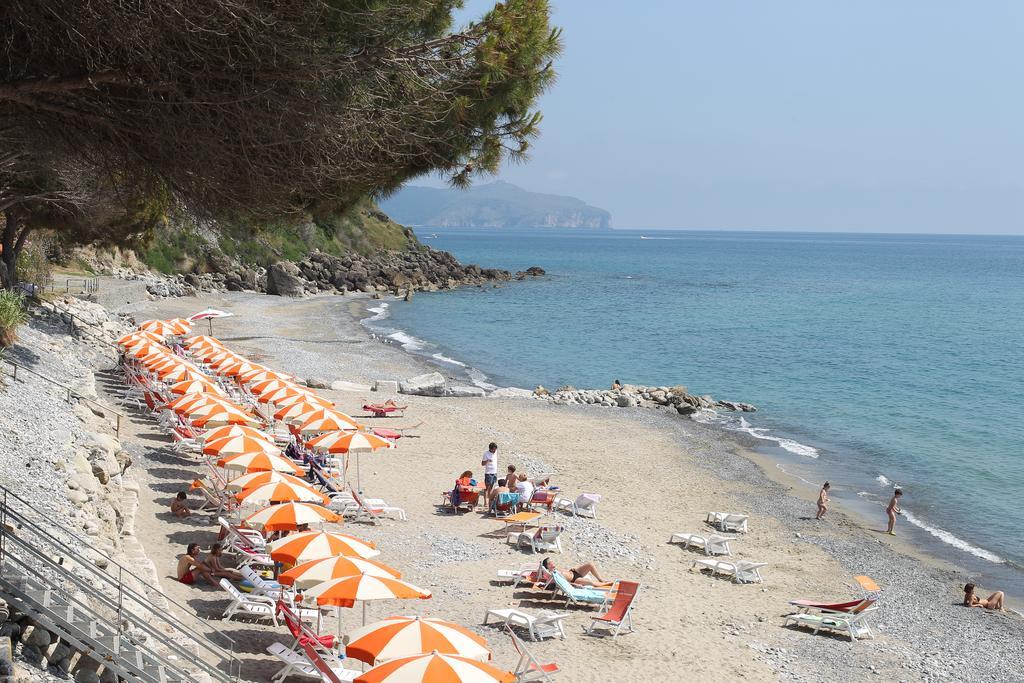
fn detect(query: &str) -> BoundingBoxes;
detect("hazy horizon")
[409,1,1024,235]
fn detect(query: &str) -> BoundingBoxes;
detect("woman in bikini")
[542,557,609,587]
[963,583,1005,611]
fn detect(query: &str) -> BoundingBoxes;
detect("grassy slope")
[139,198,414,274]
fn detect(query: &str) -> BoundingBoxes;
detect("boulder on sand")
[445,385,486,398]
[266,261,307,297]
[399,372,446,396]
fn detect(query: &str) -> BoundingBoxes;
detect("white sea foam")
[467,368,497,391]
[386,331,426,351]
[901,509,1004,564]
[733,417,821,458]
[431,352,467,367]
[876,475,893,487]
[856,491,872,497]
[365,302,390,322]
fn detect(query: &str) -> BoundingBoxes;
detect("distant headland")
[380,181,612,229]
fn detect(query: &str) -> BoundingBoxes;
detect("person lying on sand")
[205,543,243,581]
[816,481,830,520]
[964,583,1005,612]
[170,491,191,518]
[542,557,611,587]
[886,488,903,535]
[176,543,216,586]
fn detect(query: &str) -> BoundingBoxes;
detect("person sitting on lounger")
[176,543,216,586]
[542,558,610,587]
[205,543,243,581]
[451,470,479,509]
[514,473,535,510]
[963,583,1005,611]
[170,491,191,518]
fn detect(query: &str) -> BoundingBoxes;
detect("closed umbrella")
[344,617,491,665]
[243,502,340,531]
[269,530,379,563]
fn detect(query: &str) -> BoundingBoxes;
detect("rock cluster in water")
[531,383,756,414]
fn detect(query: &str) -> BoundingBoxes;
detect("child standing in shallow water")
[815,482,830,520]
[886,488,903,535]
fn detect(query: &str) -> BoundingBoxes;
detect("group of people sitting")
[451,463,553,513]
[175,543,241,586]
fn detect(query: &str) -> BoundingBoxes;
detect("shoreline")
[117,286,1024,682]
[354,291,1024,603]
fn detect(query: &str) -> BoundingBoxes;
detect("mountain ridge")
[381,181,611,229]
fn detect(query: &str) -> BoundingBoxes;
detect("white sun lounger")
[705,512,749,533]
[669,532,735,556]
[783,605,878,641]
[497,563,546,588]
[267,642,360,682]
[220,579,279,625]
[484,608,568,641]
[507,525,564,554]
[552,493,600,518]
[690,558,766,584]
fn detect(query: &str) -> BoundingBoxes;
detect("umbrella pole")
[208,318,214,336]
[362,601,366,626]
[336,606,341,637]
[356,453,362,494]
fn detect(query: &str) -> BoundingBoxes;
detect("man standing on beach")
[481,442,498,505]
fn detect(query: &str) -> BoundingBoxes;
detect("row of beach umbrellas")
[120,319,518,681]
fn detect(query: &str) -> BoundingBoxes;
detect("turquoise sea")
[364,229,1024,594]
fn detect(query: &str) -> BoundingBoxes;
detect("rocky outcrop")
[92,246,545,300]
[399,372,447,397]
[528,383,756,416]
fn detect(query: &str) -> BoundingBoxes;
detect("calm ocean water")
[366,229,1024,592]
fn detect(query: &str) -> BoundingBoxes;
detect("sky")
[412,1,1024,233]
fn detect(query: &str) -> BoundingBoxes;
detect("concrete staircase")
[0,486,243,682]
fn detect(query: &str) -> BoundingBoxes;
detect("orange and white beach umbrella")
[220,360,264,378]
[243,502,340,531]
[240,368,291,385]
[304,573,431,610]
[224,470,309,493]
[155,363,204,383]
[194,347,234,363]
[296,409,361,433]
[249,378,303,396]
[274,400,339,423]
[117,330,163,346]
[258,386,311,406]
[269,530,380,563]
[217,451,302,475]
[275,392,334,408]
[202,434,280,457]
[278,556,401,589]
[191,408,258,428]
[127,341,168,359]
[208,353,244,371]
[306,431,391,454]
[344,617,491,666]
[237,480,328,506]
[183,335,222,349]
[139,318,191,336]
[202,424,272,444]
[353,653,513,683]
[169,393,234,414]
[168,378,223,396]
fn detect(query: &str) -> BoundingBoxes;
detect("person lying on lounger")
[963,583,1005,611]
[542,558,610,587]
[205,543,243,581]
[176,543,216,586]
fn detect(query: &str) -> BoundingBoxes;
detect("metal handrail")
[0,358,124,438]
[0,485,243,681]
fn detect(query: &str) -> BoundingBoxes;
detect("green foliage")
[138,228,207,274]
[0,289,28,333]
[15,233,55,287]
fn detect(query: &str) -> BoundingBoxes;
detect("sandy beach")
[96,287,1024,682]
